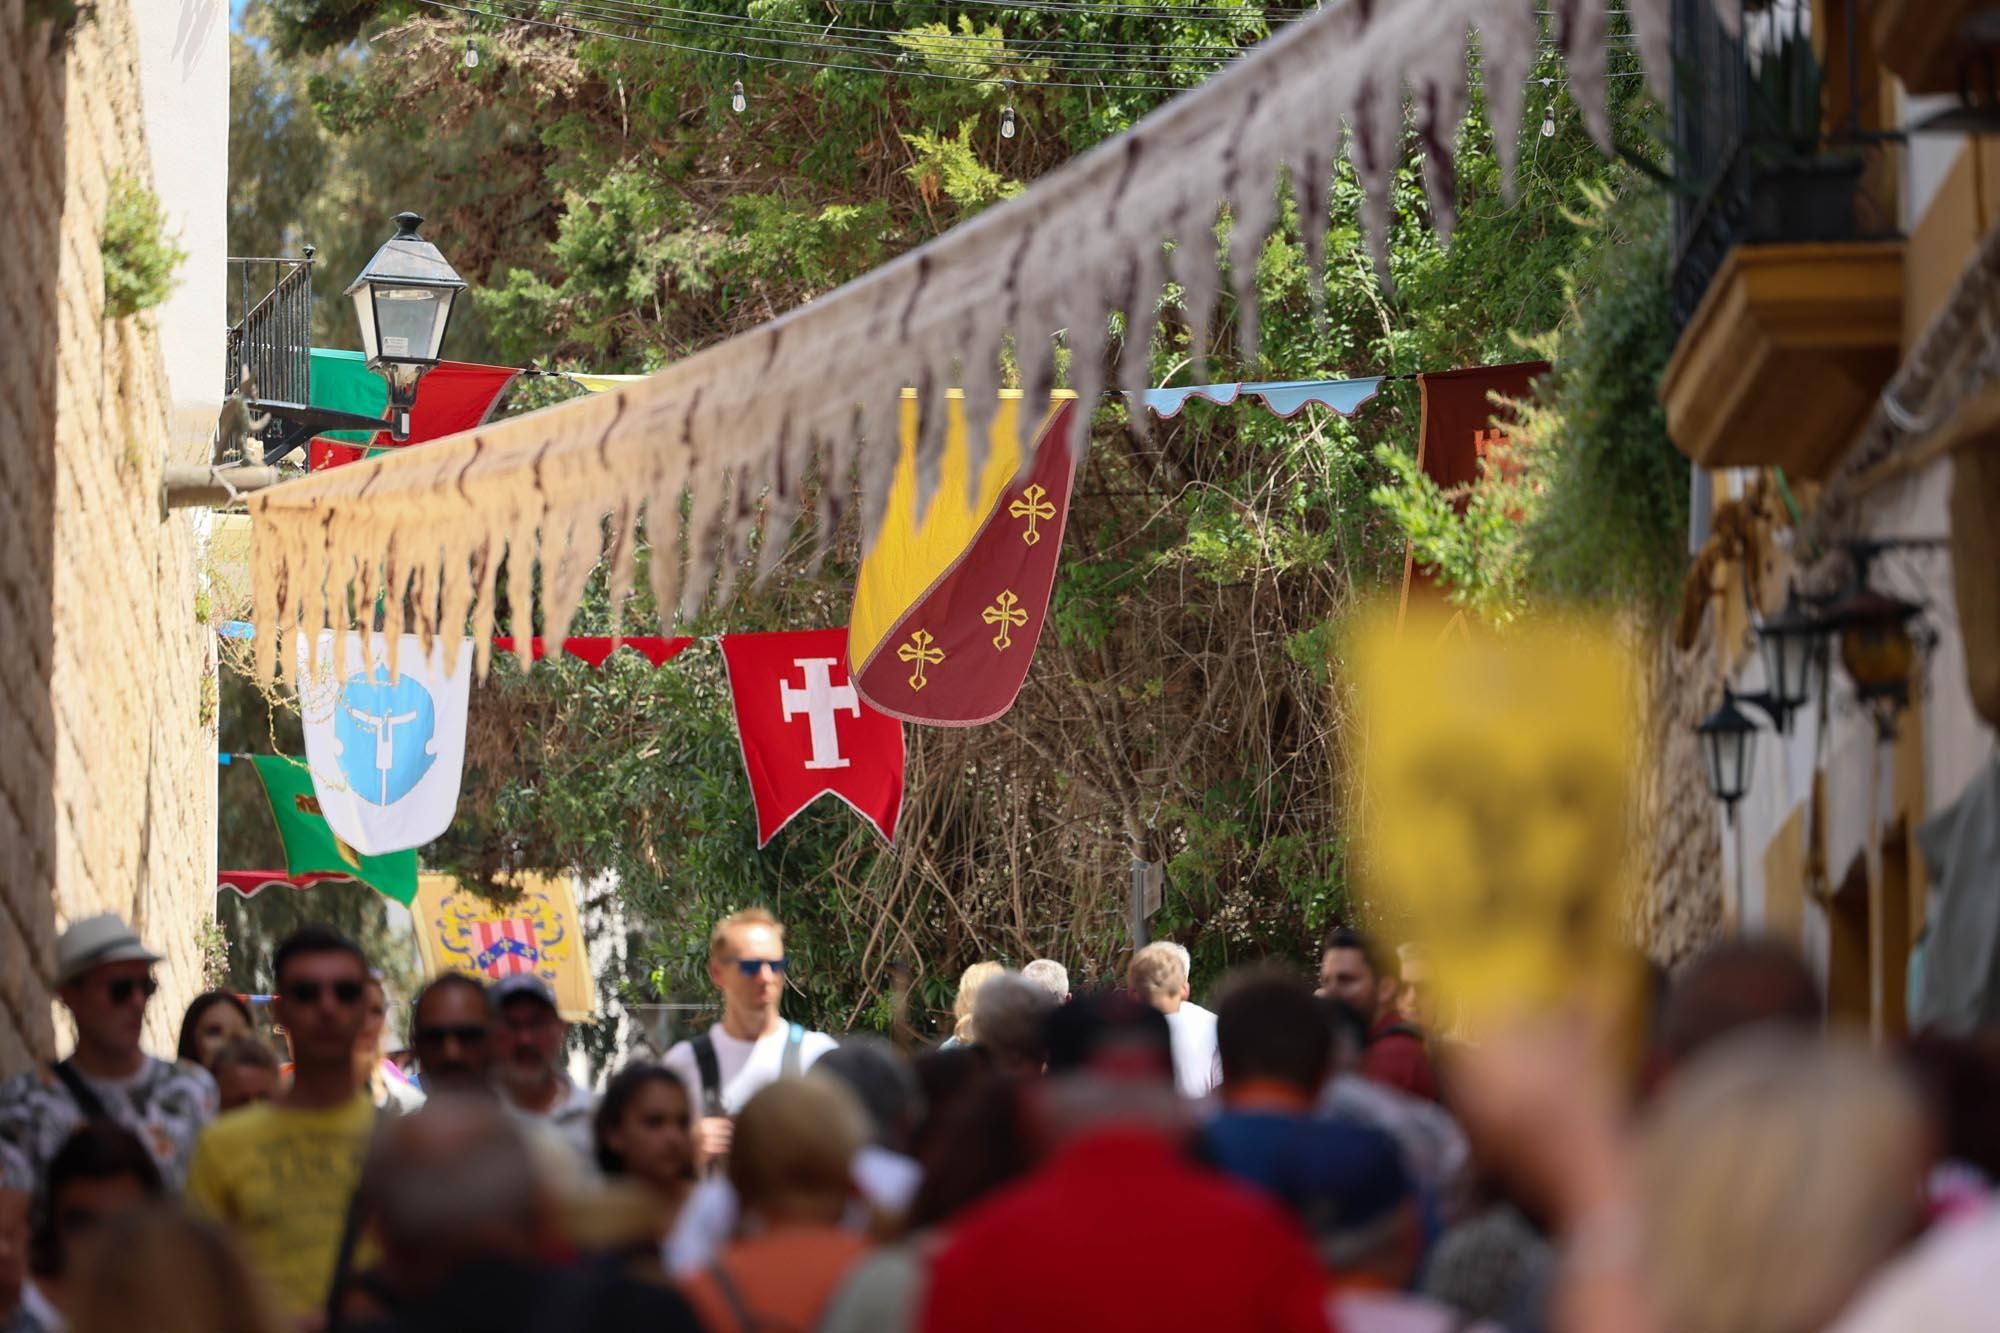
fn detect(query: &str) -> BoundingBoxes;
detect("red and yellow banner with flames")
[848,391,1079,727]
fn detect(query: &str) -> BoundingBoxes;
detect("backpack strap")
[692,1033,725,1118]
[322,1108,385,1333]
[779,1023,806,1080]
[51,1059,111,1122]
[707,1261,767,1333]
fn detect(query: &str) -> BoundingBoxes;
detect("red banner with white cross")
[719,629,906,847]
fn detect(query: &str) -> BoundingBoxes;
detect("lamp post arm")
[247,399,397,437]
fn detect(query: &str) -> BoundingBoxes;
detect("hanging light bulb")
[731,77,747,114]
[1541,101,1557,138]
[464,37,478,68]
[1001,104,1016,140]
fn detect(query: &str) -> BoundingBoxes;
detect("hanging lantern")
[1828,586,1922,706]
[1695,691,1759,820]
[1753,583,1825,731]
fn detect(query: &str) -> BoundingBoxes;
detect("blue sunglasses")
[733,956,789,978]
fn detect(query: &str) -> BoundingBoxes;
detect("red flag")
[309,362,523,471]
[491,635,694,667]
[719,629,905,847]
[1400,361,1548,618]
[851,398,1078,726]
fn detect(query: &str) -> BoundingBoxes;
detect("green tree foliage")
[231,0,1663,1027]
[1370,179,1687,623]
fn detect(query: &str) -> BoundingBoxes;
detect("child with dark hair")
[26,1123,167,1327]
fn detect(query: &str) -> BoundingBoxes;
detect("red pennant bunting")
[492,635,695,667]
[216,870,349,898]
[719,629,905,847]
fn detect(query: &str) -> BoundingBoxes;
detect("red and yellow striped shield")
[849,391,1079,726]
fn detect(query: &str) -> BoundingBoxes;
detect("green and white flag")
[249,755,419,905]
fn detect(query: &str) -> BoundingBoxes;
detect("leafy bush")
[102,172,185,321]
[1372,179,1687,621]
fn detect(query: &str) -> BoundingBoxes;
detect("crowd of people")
[3,907,1999,1332]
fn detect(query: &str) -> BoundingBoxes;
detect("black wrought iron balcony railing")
[224,251,315,462]
[1668,0,1901,330]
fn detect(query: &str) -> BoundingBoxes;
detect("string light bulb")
[464,37,479,68]
[1540,101,1556,138]
[1001,83,1017,140]
[731,77,747,113]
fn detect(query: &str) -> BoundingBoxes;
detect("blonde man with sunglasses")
[663,909,837,1171]
[0,915,218,1194]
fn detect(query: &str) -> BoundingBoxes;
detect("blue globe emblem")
[333,667,439,806]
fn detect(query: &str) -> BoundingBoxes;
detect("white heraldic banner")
[298,631,474,856]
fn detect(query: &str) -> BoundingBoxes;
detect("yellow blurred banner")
[1351,608,1640,1034]
[412,872,597,1021]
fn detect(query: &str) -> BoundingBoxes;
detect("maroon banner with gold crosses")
[853,398,1080,726]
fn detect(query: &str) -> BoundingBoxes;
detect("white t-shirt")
[661,1022,838,1116]
[1164,1003,1222,1099]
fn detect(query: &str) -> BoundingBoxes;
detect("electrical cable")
[536,0,1637,64]
[431,0,1649,92]
[532,0,1263,73]
[478,0,1638,83]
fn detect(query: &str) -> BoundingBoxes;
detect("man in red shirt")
[1318,928,1440,1102]
[917,992,1332,1333]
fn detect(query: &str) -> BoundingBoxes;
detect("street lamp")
[1750,582,1825,733]
[1695,689,1760,822]
[345,211,467,441]
[1826,585,1922,707]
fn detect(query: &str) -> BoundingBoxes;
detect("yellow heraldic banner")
[849,390,1078,726]
[1351,608,1641,1037]
[412,872,597,1021]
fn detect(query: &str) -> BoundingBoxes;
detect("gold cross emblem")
[1009,484,1056,546]
[896,629,944,691]
[982,590,1029,651]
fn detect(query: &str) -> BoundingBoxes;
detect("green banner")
[249,756,419,905]
[309,348,389,443]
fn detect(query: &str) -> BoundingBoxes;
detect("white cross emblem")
[778,657,860,770]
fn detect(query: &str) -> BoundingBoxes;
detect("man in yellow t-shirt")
[187,925,376,1316]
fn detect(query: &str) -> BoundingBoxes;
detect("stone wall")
[0,0,218,1071]
[1637,613,1725,968]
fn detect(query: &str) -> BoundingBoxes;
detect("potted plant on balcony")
[1737,5,1864,246]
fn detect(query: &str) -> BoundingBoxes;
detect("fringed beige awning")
[251,0,1701,687]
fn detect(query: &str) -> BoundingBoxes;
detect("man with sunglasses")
[662,908,836,1171]
[0,915,218,1194]
[490,974,597,1165]
[186,925,378,1318]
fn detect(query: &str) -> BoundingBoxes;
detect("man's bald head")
[363,1095,546,1289]
[1660,938,1822,1072]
